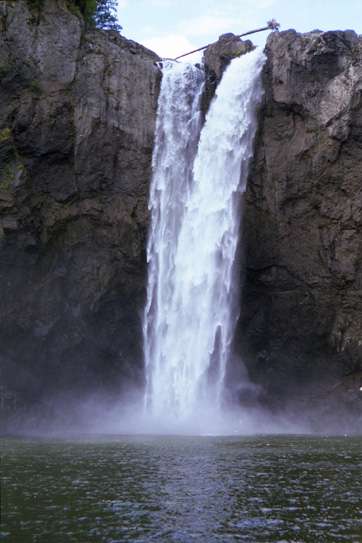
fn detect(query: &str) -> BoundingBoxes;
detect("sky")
[116,0,362,61]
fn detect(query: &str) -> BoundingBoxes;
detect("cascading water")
[144,48,266,424]
[143,61,204,414]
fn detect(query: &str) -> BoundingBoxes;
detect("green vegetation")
[0,162,25,191]
[0,64,12,80]
[0,128,12,143]
[0,165,13,191]
[25,0,122,31]
[94,0,121,31]
[28,79,42,95]
[26,0,44,8]
[0,128,26,191]
[73,0,97,23]
[74,0,122,30]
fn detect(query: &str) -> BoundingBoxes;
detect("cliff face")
[241,30,362,409]
[1,2,361,420]
[0,0,160,405]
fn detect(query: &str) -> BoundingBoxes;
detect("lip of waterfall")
[144,48,266,430]
[155,59,177,69]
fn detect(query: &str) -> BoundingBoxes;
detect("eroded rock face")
[1,4,361,424]
[0,0,160,407]
[240,30,362,411]
[202,34,254,115]
[203,33,254,81]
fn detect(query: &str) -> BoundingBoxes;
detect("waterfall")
[144,49,266,423]
[143,61,205,414]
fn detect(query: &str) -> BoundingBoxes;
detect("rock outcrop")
[202,34,253,114]
[1,1,361,425]
[240,30,362,413]
[0,0,160,409]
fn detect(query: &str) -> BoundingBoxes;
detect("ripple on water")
[0,436,361,542]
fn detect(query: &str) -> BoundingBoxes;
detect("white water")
[144,49,266,424]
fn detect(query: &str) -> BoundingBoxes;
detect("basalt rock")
[240,30,362,415]
[0,0,160,411]
[202,34,254,115]
[1,2,362,425]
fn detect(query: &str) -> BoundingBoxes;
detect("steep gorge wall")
[1,2,361,420]
[0,0,160,407]
[201,30,362,419]
[241,30,362,410]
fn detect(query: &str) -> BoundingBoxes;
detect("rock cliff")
[200,30,362,424]
[0,0,160,409]
[0,1,361,425]
[241,30,362,416]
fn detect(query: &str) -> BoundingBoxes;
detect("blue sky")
[117,0,362,60]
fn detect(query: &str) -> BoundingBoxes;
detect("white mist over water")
[144,49,266,428]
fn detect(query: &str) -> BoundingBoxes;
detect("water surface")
[1,435,361,542]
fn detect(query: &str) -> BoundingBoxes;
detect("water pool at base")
[1,435,361,542]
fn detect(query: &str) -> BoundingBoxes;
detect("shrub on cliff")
[25,0,122,32]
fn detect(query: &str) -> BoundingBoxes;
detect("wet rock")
[1,1,361,421]
[202,34,254,115]
[240,30,362,409]
[203,33,254,81]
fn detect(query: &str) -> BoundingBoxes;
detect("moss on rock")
[0,128,11,143]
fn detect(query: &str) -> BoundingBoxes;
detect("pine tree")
[74,0,97,24]
[95,0,122,32]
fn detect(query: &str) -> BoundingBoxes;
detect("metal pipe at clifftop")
[173,19,280,61]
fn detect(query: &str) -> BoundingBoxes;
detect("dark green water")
[1,435,361,542]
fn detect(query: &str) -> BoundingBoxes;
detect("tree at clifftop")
[26,0,122,30]
[75,0,122,31]
[95,0,122,31]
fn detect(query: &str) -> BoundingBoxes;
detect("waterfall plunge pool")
[1,435,361,542]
